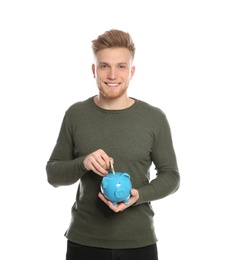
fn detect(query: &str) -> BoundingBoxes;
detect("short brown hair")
[91,29,135,59]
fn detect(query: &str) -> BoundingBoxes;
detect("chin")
[106,89,126,99]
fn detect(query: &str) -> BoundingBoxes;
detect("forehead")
[95,47,132,64]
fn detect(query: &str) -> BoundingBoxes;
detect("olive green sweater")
[46,96,180,249]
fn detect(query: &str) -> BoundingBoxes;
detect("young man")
[46,29,180,260]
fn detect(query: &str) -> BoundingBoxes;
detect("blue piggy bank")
[101,172,132,206]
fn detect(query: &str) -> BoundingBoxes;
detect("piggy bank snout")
[115,189,128,199]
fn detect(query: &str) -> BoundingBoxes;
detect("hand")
[83,149,113,177]
[98,188,139,213]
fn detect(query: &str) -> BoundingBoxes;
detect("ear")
[92,64,95,78]
[130,66,135,79]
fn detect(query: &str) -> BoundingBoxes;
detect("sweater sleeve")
[46,112,88,187]
[136,114,180,204]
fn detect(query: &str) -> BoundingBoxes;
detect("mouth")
[105,82,121,87]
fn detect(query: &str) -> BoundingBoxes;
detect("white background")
[0,0,227,259]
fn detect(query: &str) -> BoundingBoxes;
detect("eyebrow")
[99,62,128,65]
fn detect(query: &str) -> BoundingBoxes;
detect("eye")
[119,65,125,69]
[99,63,109,69]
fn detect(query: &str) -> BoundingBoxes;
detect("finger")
[108,157,114,170]
[91,167,107,177]
[98,192,107,202]
[98,193,129,213]
[130,189,139,201]
[85,160,106,176]
[98,149,113,169]
[98,193,114,207]
[92,160,109,175]
[109,202,129,213]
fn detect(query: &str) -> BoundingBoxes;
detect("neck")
[94,95,135,110]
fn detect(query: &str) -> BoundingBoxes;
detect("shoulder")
[59,97,95,124]
[134,100,172,134]
[68,97,92,110]
[135,99,166,119]
[65,97,93,116]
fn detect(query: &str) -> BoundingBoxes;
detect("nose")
[107,68,117,79]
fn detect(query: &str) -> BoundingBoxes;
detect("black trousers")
[66,240,158,260]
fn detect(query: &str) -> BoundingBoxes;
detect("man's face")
[92,47,135,100]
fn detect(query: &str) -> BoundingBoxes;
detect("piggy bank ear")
[122,173,130,179]
[102,177,112,188]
